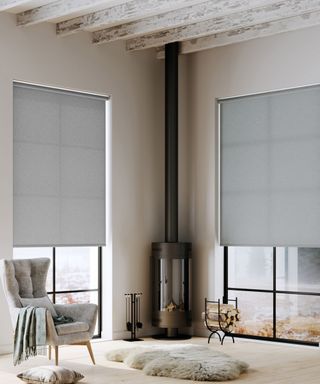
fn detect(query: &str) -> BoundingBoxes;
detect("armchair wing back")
[0,258,50,328]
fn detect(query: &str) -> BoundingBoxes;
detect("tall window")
[225,247,320,345]
[13,82,108,338]
[219,84,320,346]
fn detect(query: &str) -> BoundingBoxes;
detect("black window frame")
[224,246,320,347]
[47,246,102,339]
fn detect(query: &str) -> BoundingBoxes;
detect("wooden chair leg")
[86,341,95,365]
[48,345,51,360]
[55,346,59,366]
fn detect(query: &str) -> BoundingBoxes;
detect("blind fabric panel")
[13,83,106,247]
[219,85,320,246]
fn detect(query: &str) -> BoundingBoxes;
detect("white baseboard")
[112,326,164,340]
[193,327,210,338]
[0,343,12,355]
[109,318,211,341]
[192,319,210,338]
[112,325,210,341]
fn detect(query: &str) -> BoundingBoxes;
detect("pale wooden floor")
[0,337,319,383]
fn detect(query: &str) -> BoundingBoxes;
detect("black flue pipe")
[152,42,192,336]
[165,42,179,243]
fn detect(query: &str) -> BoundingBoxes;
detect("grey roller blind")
[219,84,320,246]
[13,83,107,247]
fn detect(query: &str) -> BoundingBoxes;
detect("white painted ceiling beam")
[56,0,203,37]
[0,0,33,11]
[167,10,320,56]
[16,0,129,26]
[126,0,320,51]
[92,0,282,44]
[185,10,320,54]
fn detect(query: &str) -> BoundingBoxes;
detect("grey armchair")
[0,257,98,365]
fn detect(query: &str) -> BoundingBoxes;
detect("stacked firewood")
[202,303,240,333]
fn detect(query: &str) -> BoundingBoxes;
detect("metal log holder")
[204,297,238,345]
[124,292,143,342]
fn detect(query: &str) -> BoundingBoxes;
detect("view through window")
[13,246,101,337]
[226,247,320,345]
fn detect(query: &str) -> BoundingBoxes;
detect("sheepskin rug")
[106,344,248,381]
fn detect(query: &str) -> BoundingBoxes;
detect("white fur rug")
[106,344,248,381]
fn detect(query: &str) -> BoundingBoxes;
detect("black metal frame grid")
[224,246,320,347]
[48,246,102,339]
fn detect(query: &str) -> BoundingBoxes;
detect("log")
[201,312,228,322]
[207,303,236,312]
[202,301,240,334]
[205,319,235,332]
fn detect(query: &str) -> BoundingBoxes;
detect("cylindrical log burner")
[152,243,192,336]
[152,42,192,338]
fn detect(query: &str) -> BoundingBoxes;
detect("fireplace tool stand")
[124,292,143,342]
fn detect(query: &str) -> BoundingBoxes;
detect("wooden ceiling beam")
[92,0,282,44]
[182,11,320,55]
[16,0,129,26]
[126,0,320,51]
[0,0,34,11]
[156,10,320,58]
[56,0,203,37]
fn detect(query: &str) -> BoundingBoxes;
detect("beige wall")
[188,25,320,335]
[0,12,164,351]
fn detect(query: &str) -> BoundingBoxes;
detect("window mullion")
[53,247,56,304]
[223,246,228,304]
[273,247,276,339]
[98,246,102,337]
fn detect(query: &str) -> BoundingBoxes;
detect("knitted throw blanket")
[13,306,46,366]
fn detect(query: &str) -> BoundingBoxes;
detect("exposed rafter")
[126,0,320,51]
[92,0,283,44]
[156,10,320,59]
[0,0,34,11]
[56,0,203,37]
[16,0,129,26]
[1,0,320,56]
[179,10,320,55]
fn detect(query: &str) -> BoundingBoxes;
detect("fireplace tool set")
[124,292,143,341]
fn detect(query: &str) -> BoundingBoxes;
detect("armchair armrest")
[53,303,98,336]
[10,307,21,330]
[46,310,59,345]
[12,306,58,345]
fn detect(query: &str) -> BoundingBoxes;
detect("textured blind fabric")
[219,85,320,246]
[13,83,107,247]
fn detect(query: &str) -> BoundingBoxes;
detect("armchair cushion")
[55,322,89,336]
[20,296,58,317]
[53,303,96,320]
[53,304,98,337]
